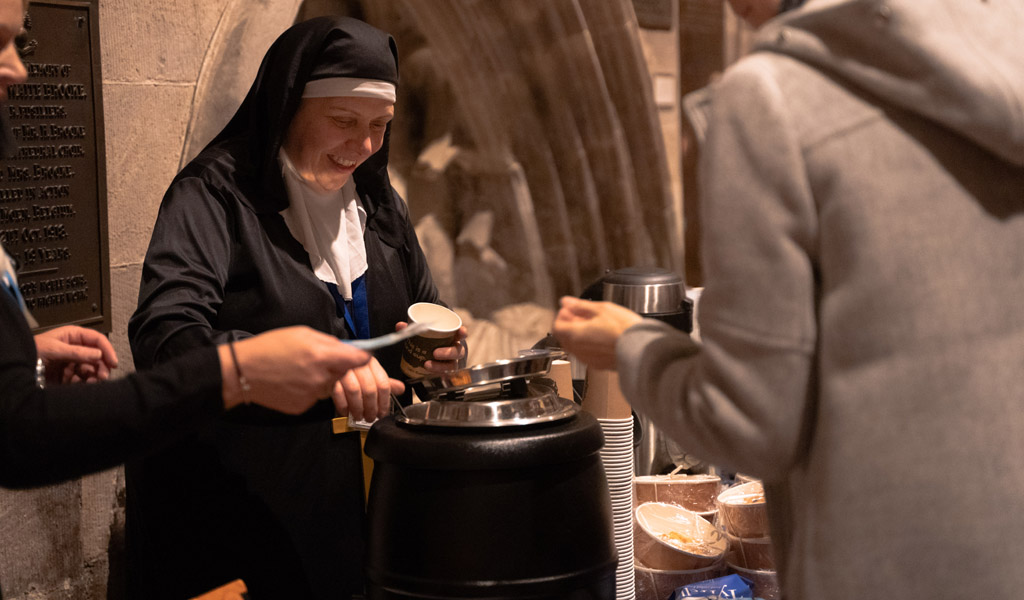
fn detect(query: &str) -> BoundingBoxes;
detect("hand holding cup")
[399,302,465,378]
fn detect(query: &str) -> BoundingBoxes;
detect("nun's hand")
[331,357,404,422]
[426,325,468,372]
[393,321,468,373]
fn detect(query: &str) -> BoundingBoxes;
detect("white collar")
[278,149,368,299]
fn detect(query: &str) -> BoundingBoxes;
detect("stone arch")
[179,0,304,168]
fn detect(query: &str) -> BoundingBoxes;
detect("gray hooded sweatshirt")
[617,1,1024,597]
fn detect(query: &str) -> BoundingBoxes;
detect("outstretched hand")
[221,326,380,415]
[552,296,642,370]
[34,325,119,384]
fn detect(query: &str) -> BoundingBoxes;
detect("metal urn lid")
[400,349,577,428]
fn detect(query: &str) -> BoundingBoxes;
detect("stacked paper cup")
[586,369,636,600]
[600,416,635,600]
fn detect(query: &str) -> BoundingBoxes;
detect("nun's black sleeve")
[129,174,242,369]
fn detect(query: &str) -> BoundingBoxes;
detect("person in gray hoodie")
[554,0,1024,597]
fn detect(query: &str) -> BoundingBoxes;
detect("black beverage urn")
[363,351,616,599]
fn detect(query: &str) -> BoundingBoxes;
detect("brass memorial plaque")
[1,0,110,332]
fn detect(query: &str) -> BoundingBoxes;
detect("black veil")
[206,16,403,242]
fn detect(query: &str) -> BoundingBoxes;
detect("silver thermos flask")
[579,266,694,476]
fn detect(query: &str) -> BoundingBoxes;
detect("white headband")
[302,77,396,103]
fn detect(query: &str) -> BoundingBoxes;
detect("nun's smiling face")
[282,95,394,193]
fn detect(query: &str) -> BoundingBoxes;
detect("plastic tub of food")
[634,474,721,513]
[723,531,775,570]
[717,480,769,538]
[634,559,726,600]
[634,502,728,571]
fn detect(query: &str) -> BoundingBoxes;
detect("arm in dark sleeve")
[129,177,240,369]
[0,295,223,489]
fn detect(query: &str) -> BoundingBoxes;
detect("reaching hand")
[552,296,642,370]
[33,325,119,384]
[220,326,375,415]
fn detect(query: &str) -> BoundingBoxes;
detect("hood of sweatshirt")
[755,0,1024,166]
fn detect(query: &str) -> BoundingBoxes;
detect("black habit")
[126,17,440,600]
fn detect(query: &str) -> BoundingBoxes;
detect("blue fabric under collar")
[326,274,370,339]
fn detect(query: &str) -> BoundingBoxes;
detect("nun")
[127,16,465,599]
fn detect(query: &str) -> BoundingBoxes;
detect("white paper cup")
[400,302,462,378]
